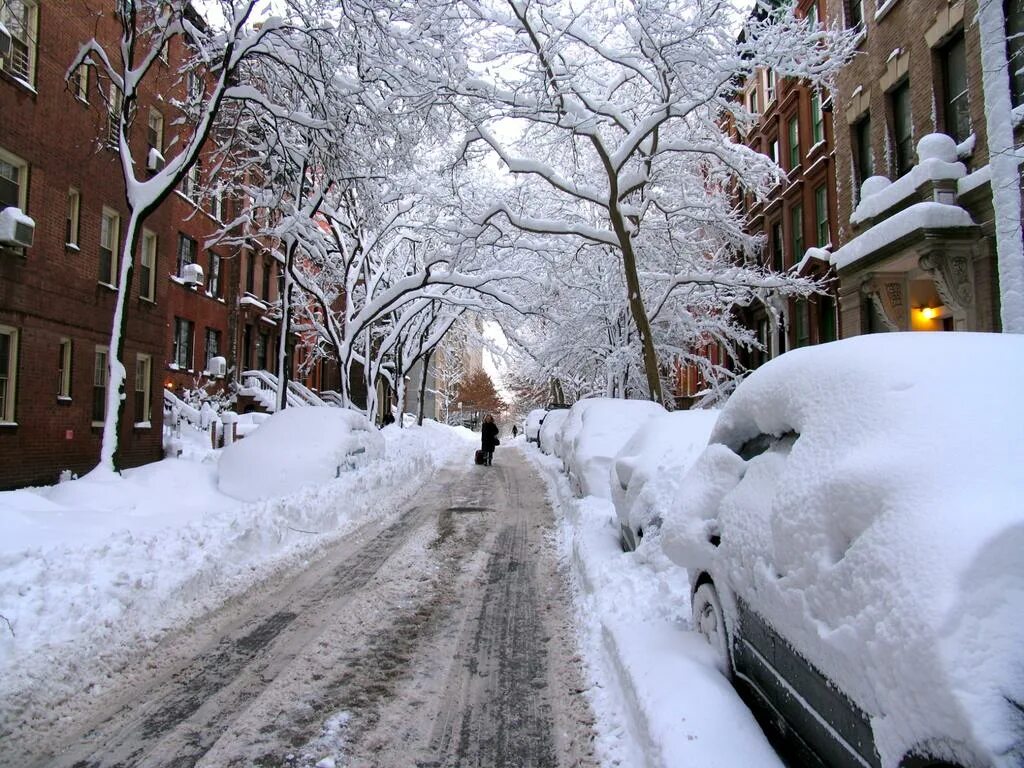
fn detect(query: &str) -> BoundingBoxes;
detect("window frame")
[177,233,196,277]
[58,337,72,399]
[204,327,221,371]
[853,114,874,200]
[66,188,80,247]
[787,115,801,170]
[0,324,18,424]
[0,0,39,86]
[1008,0,1024,107]
[207,251,221,298]
[107,84,123,150]
[173,317,194,370]
[92,345,108,425]
[791,203,804,261]
[0,145,28,213]
[814,185,829,247]
[890,80,914,177]
[940,32,970,144]
[811,92,824,145]
[72,63,89,102]
[147,109,164,153]
[140,228,157,301]
[134,353,152,425]
[99,207,120,286]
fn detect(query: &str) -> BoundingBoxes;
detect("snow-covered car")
[661,333,1024,768]
[538,408,570,456]
[218,407,384,501]
[525,408,548,443]
[561,398,665,499]
[611,408,719,551]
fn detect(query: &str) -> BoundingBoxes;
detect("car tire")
[692,581,731,677]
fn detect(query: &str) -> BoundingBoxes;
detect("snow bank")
[0,417,469,738]
[538,408,570,456]
[218,407,383,501]
[527,447,783,768]
[662,333,1024,767]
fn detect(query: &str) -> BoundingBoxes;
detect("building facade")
[828,0,1023,336]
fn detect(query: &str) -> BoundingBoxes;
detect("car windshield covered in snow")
[662,332,1024,768]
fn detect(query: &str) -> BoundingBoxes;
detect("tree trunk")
[417,348,434,426]
[978,0,1024,332]
[98,214,141,474]
[276,242,296,411]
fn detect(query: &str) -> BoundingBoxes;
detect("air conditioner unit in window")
[181,262,204,285]
[0,207,35,248]
[208,356,227,377]
[147,147,165,172]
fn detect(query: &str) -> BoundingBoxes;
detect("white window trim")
[140,228,157,302]
[0,145,29,211]
[99,206,120,287]
[58,337,72,399]
[92,345,108,427]
[134,353,152,426]
[67,188,80,247]
[0,324,18,424]
[147,109,164,152]
[73,63,89,103]
[0,0,39,87]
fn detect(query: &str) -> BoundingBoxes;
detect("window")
[794,300,811,348]
[208,252,221,297]
[846,0,864,29]
[1009,0,1024,107]
[0,147,27,212]
[890,80,913,177]
[182,162,200,201]
[768,137,779,164]
[940,33,970,144]
[0,325,18,423]
[815,185,829,246]
[811,92,824,145]
[748,86,759,114]
[177,234,196,276]
[819,295,837,343]
[57,337,72,399]
[791,203,804,260]
[139,229,157,301]
[0,0,38,84]
[765,69,776,103]
[261,259,271,300]
[71,64,89,102]
[245,251,255,294]
[99,207,119,285]
[134,354,152,424]
[187,71,203,104]
[66,188,80,246]
[107,84,123,150]
[92,346,108,424]
[771,221,784,271]
[853,114,874,198]
[147,110,164,152]
[256,332,268,370]
[787,115,800,169]
[204,328,221,369]
[173,317,194,369]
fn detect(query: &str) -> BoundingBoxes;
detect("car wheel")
[692,581,731,676]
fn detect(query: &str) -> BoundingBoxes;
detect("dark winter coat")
[481,421,500,452]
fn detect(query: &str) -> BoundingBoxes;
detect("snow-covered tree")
[68,0,345,472]
[452,0,857,403]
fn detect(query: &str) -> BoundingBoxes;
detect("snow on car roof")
[666,332,1024,766]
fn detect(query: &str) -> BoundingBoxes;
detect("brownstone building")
[733,0,842,370]
[828,0,1023,335]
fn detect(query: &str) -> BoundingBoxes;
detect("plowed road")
[11,449,598,768]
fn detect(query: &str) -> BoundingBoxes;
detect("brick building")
[0,1,312,489]
[827,0,1023,335]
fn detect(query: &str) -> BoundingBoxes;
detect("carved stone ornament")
[860,277,902,331]
[919,252,974,312]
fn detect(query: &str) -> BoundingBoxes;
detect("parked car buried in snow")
[538,407,571,457]
[525,408,548,444]
[611,408,719,551]
[661,333,1024,768]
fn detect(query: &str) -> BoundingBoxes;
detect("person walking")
[512,424,519,439]
[481,414,500,466]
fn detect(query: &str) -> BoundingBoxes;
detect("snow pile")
[661,333,1024,767]
[218,407,383,501]
[561,398,666,499]
[538,408,570,456]
[527,447,783,768]
[0,418,469,737]
[611,409,720,547]
[525,407,547,441]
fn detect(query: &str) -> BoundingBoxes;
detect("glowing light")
[920,307,939,320]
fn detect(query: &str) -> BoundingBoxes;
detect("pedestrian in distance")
[481,414,500,466]
[512,424,519,439]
